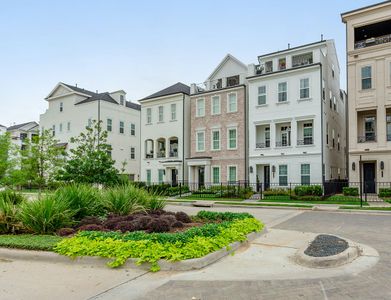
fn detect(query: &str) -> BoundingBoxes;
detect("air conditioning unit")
[365,37,376,44]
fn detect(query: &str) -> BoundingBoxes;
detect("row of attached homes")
[4,1,389,190]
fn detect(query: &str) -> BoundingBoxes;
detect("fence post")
[179,182,182,198]
[289,183,292,199]
[260,182,263,200]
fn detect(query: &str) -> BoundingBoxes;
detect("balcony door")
[364,117,376,142]
[281,126,291,146]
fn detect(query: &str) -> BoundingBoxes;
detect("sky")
[0,0,382,126]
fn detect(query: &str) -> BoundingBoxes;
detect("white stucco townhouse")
[7,121,39,151]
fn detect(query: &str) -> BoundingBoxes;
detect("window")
[67,122,70,131]
[146,170,151,185]
[212,166,220,184]
[361,66,372,90]
[107,119,112,132]
[52,125,55,136]
[387,115,391,141]
[278,58,286,70]
[59,123,63,133]
[212,96,221,115]
[281,126,291,146]
[60,102,63,112]
[158,169,164,184]
[326,123,329,145]
[329,91,332,109]
[119,121,124,134]
[130,123,135,136]
[303,122,313,145]
[196,131,205,151]
[228,128,237,149]
[265,127,270,147]
[331,64,335,78]
[265,61,273,73]
[130,147,135,159]
[337,134,340,151]
[228,166,237,183]
[146,108,152,124]
[88,118,92,128]
[333,97,337,111]
[120,95,124,105]
[279,165,288,186]
[171,103,177,120]
[278,82,287,102]
[226,75,239,87]
[107,145,112,158]
[158,106,164,122]
[332,129,335,148]
[196,98,205,117]
[227,93,237,112]
[258,86,266,105]
[211,129,220,150]
[301,164,310,185]
[300,78,309,99]
[365,116,376,141]
[292,52,313,67]
[322,80,325,100]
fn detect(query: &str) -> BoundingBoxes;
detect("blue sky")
[0,0,381,125]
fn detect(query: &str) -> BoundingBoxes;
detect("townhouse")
[247,40,347,187]
[188,54,248,186]
[40,82,141,180]
[0,124,7,135]
[139,83,191,185]
[7,121,39,150]
[342,1,391,192]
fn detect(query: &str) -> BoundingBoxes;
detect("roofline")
[139,91,189,102]
[190,84,246,96]
[246,63,321,80]
[257,40,327,59]
[207,54,247,81]
[341,0,391,21]
[110,90,126,94]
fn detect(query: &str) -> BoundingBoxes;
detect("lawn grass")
[0,234,63,251]
[216,201,313,208]
[260,195,367,206]
[339,206,391,211]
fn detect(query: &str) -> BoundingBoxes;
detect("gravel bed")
[304,234,348,257]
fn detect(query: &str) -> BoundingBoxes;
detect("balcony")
[292,52,313,68]
[354,19,391,49]
[276,141,291,147]
[297,137,313,145]
[357,134,376,143]
[256,142,270,149]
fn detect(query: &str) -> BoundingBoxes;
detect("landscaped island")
[0,185,263,271]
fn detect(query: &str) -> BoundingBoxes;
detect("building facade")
[40,83,141,179]
[188,54,248,186]
[247,40,347,187]
[342,1,391,192]
[7,121,39,150]
[0,124,7,135]
[139,83,191,185]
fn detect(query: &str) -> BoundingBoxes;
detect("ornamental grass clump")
[0,195,24,234]
[19,195,74,234]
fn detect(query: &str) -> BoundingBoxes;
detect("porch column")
[166,139,170,158]
[291,120,297,147]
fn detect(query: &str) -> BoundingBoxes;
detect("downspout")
[182,93,186,183]
[98,98,101,147]
[244,85,248,183]
[320,64,324,186]
[345,23,349,180]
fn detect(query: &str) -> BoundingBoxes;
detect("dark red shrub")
[147,219,171,233]
[172,221,184,228]
[78,216,102,227]
[149,209,165,215]
[175,211,192,223]
[137,216,153,230]
[78,224,105,231]
[103,216,127,230]
[57,228,75,236]
[160,215,176,225]
[115,221,136,233]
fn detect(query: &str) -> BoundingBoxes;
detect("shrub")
[263,188,289,196]
[172,221,184,228]
[144,194,166,211]
[160,215,177,226]
[0,190,26,205]
[54,184,103,220]
[0,197,23,234]
[175,211,192,223]
[136,216,153,230]
[18,195,74,234]
[57,228,75,236]
[78,224,105,231]
[196,211,253,221]
[77,216,102,227]
[114,221,136,233]
[147,219,171,233]
[379,188,391,198]
[102,185,148,215]
[294,185,323,196]
[343,187,359,196]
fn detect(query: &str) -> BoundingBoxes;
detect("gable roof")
[207,54,247,80]
[140,82,190,101]
[7,121,38,131]
[0,124,6,128]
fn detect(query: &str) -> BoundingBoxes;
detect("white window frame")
[278,82,287,102]
[67,121,70,132]
[120,95,124,105]
[227,165,237,183]
[300,78,310,99]
[87,118,92,128]
[301,164,310,185]
[211,165,220,184]
[211,95,221,115]
[130,147,135,159]
[227,92,238,113]
[279,164,288,186]
[146,169,151,185]
[107,118,112,132]
[158,106,164,122]
[119,121,124,134]
[361,65,372,90]
[60,102,63,112]
[196,130,205,152]
[59,123,63,133]
[171,103,177,121]
[158,169,164,184]
[258,86,266,105]
[130,123,135,136]
[196,98,205,117]
[211,129,221,151]
[227,127,238,150]
[146,108,152,124]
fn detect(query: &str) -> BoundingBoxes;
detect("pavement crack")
[319,280,328,300]
[251,242,298,249]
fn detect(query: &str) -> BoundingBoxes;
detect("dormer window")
[292,52,313,67]
[226,75,239,87]
[120,95,124,105]
[60,102,63,112]
[265,61,273,73]
[278,58,286,70]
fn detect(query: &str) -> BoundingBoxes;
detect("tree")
[20,130,66,190]
[58,120,119,185]
[0,133,13,183]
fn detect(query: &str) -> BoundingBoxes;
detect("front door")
[264,166,270,190]
[171,169,178,186]
[363,163,376,193]
[198,167,205,188]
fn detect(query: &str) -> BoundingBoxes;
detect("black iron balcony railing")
[297,137,313,145]
[355,34,391,49]
[276,141,291,147]
[357,134,376,143]
[157,151,166,158]
[169,151,178,158]
[145,153,154,159]
[256,141,270,149]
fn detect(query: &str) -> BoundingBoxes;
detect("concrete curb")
[293,235,361,268]
[0,227,267,271]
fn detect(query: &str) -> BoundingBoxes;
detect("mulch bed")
[304,234,349,257]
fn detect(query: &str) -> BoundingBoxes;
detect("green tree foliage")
[0,133,12,182]
[58,120,118,184]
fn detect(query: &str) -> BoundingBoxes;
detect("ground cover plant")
[0,234,63,251]
[54,211,263,271]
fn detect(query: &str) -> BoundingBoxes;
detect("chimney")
[288,43,290,49]
[321,34,324,41]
